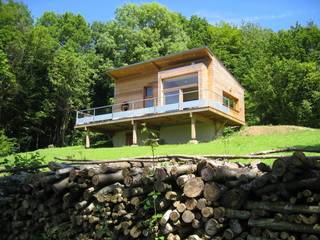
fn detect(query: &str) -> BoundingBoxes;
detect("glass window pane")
[145,87,153,97]
[145,99,154,108]
[163,73,198,89]
[165,91,179,104]
[183,88,198,102]
[223,95,236,109]
[223,96,229,107]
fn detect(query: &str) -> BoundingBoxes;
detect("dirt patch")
[240,125,313,136]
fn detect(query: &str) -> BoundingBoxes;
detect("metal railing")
[76,89,238,125]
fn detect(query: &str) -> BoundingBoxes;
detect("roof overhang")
[107,47,214,79]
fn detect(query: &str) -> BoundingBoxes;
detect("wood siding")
[114,71,158,111]
[211,57,245,123]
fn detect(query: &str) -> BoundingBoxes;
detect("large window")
[163,73,198,105]
[163,73,198,90]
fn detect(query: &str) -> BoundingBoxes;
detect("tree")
[0,0,32,66]
[49,46,92,146]
[37,12,92,50]
[183,15,212,48]
[0,48,16,129]
[95,3,189,66]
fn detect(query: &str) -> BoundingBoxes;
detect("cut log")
[183,177,204,198]
[248,218,320,234]
[169,210,180,222]
[196,198,207,210]
[181,210,195,223]
[52,177,73,193]
[176,174,195,187]
[160,209,173,226]
[205,218,220,236]
[203,182,221,202]
[185,198,197,210]
[94,183,124,202]
[170,164,197,176]
[245,201,320,214]
[201,207,214,218]
[213,207,251,219]
[221,189,247,209]
[91,171,123,186]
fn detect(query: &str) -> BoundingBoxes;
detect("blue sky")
[21,0,320,31]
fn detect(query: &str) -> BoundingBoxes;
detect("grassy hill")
[2,126,319,165]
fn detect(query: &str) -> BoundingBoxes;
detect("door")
[125,132,133,146]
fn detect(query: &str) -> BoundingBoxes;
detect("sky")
[21,0,320,31]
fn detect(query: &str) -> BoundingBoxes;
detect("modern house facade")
[75,47,245,147]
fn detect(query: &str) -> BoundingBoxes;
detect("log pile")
[1,151,320,240]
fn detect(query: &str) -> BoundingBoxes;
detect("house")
[75,47,245,147]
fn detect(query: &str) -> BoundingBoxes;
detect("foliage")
[141,190,163,239]
[0,1,319,152]
[2,152,44,173]
[141,190,161,211]
[0,129,17,157]
[141,123,159,160]
[48,45,93,146]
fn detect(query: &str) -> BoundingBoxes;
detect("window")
[144,86,154,107]
[165,90,179,104]
[163,73,198,90]
[145,87,153,98]
[223,93,237,110]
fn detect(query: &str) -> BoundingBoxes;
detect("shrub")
[0,129,17,157]
[3,152,45,174]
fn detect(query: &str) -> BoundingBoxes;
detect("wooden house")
[75,47,245,147]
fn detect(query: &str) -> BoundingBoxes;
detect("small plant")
[2,152,45,174]
[141,190,161,211]
[141,123,159,161]
[221,125,236,154]
[141,191,164,239]
[0,129,18,157]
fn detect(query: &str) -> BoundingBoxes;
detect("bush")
[0,129,18,157]
[2,152,45,174]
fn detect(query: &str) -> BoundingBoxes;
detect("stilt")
[189,113,198,144]
[132,120,138,146]
[85,127,90,148]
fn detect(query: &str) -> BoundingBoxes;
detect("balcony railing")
[75,89,231,126]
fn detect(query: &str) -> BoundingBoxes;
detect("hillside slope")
[2,126,319,165]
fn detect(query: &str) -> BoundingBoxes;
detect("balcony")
[75,89,233,126]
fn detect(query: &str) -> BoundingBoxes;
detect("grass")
[2,128,319,165]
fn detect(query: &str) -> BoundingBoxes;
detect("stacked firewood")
[0,151,320,240]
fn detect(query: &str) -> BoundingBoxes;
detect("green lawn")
[2,128,319,165]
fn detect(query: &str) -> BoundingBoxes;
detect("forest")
[0,0,319,153]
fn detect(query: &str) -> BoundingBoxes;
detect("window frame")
[222,92,238,110]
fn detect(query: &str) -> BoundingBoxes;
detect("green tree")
[96,3,189,66]
[49,46,92,146]
[0,49,16,129]
[37,12,92,50]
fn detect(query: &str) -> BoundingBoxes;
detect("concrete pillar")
[189,113,198,144]
[132,121,138,146]
[85,127,90,148]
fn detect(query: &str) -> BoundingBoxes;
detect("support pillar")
[132,120,138,146]
[189,113,198,144]
[85,127,90,148]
